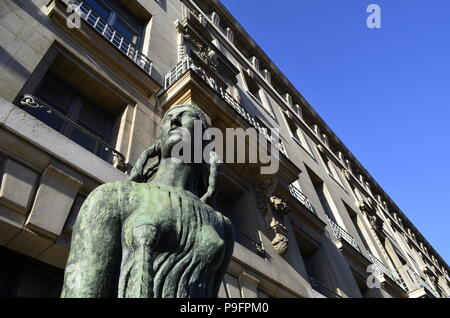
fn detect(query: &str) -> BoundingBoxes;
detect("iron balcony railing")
[367,253,392,278]
[326,216,360,252]
[288,184,315,215]
[165,56,241,109]
[165,56,193,89]
[62,0,152,75]
[402,265,439,297]
[20,94,128,172]
[367,252,408,290]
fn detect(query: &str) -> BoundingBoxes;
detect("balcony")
[288,184,315,215]
[46,0,160,96]
[61,0,152,75]
[401,265,439,298]
[367,253,408,294]
[327,216,360,252]
[19,94,128,172]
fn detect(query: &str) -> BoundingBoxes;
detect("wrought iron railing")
[61,0,152,75]
[20,95,128,172]
[288,184,315,215]
[367,253,392,277]
[394,268,410,292]
[327,216,360,252]
[165,56,242,110]
[366,252,407,289]
[402,265,439,297]
[165,56,193,89]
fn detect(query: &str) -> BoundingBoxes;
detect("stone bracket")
[26,164,83,238]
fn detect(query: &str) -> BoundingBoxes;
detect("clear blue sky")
[221,0,450,265]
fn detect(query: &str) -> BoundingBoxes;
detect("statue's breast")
[119,182,228,297]
[122,182,226,257]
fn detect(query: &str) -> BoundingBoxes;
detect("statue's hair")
[129,104,221,204]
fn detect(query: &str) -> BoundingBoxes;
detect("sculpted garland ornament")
[61,104,234,298]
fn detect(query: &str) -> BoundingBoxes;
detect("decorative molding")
[226,27,234,42]
[211,11,220,26]
[269,195,290,218]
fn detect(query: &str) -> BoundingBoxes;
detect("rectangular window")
[214,176,263,257]
[317,148,344,186]
[284,112,312,154]
[28,72,114,161]
[306,167,338,223]
[241,69,272,114]
[344,202,371,252]
[295,231,339,298]
[0,247,63,298]
[18,51,128,164]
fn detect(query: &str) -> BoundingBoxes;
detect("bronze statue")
[61,104,234,298]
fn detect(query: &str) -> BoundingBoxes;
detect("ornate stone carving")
[343,168,351,181]
[271,231,289,256]
[269,195,290,218]
[256,178,290,256]
[255,176,277,216]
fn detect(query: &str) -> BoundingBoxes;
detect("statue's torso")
[118,182,228,298]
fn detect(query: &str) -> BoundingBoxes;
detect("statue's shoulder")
[90,180,139,196]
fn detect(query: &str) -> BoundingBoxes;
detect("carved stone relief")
[255,177,290,256]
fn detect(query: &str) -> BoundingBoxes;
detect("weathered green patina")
[61,105,234,298]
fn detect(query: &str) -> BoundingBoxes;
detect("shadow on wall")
[0,47,31,84]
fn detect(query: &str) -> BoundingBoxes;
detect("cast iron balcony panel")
[288,184,315,215]
[165,57,240,108]
[367,252,407,290]
[326,216,360,252]
[402,265,439,297]
[61,0,152,76]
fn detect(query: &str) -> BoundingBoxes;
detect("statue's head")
[159,104,208,160]
[129,104,220,203]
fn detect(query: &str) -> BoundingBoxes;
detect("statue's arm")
[61,183,122,298]
[213,217,235,297]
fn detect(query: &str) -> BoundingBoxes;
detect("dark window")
[214,178,263,257]
[243,71,262,104]
[295,232,339,298]
[306,166,337,222]
[24,71,115,162]
[345,203,371,252]
[0,247,63,298]
[314,182,336,222]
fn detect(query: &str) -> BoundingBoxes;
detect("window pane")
[24,106,66,132]
[69,125,99,155]
[113,16,138,45]
[85,0,111,21]
[76,100,111,136]
[25,72,73,132]
[15,269,51,298]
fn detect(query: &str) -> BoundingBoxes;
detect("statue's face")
[160,105,204,158]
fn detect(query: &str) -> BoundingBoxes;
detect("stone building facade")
[0,0,448,298]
